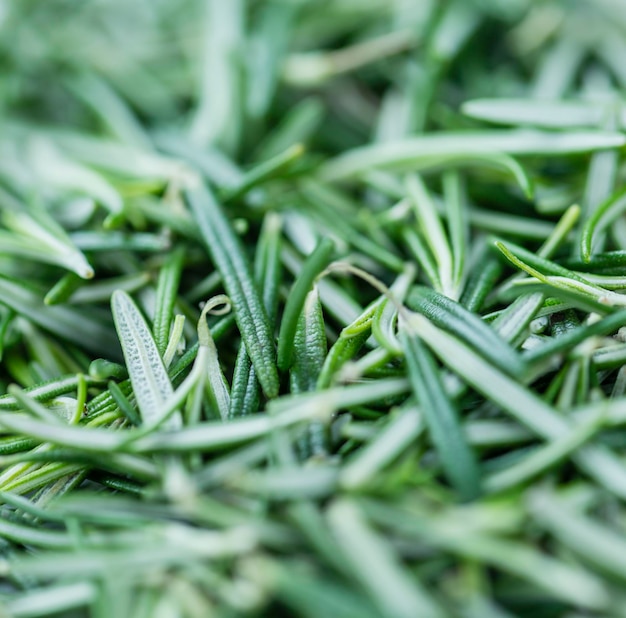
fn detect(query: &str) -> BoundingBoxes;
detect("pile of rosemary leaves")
[3,1,626,616]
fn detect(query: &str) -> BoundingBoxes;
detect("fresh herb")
[2,2,626,617]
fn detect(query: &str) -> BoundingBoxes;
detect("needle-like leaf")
[111,291,181,429]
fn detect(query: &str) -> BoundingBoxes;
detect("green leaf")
[111,290,181,429]
[401,329,481,500]
[581,188,626,262]
[321,130,625,184]
[406,285,526,378]
[277,238,334,371]
[462,98,623,129]
[187,182,279,398]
